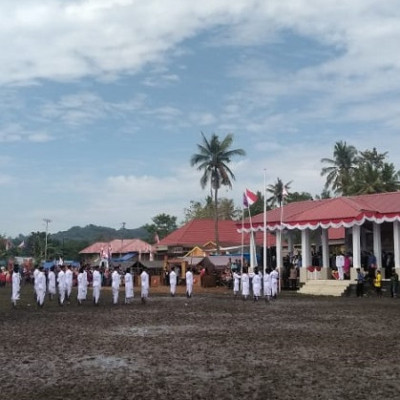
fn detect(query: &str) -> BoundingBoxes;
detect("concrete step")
[298,280,351,296]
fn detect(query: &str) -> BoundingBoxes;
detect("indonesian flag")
[243,188,258,207]
[282,187,288,197]
[154,233,160,244]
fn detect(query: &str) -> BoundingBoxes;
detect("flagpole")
[241,200,244,273]
[248,204,255,273]
[263,169,267,273]
[278,190,285,293]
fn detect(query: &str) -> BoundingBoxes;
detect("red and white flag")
[154,233,160,244]
[243,188,258,207]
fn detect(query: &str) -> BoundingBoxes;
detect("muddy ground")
[1,284,400,400]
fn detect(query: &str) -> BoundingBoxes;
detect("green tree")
[351,148,400,194]
[190,133,245,253]
[315,188,332,200]
[25,232,46,265]
[320,141,358,195]
[184,196,241,222]
[286,191,313,203]
[143,213,178,243]
[266,178,292,208]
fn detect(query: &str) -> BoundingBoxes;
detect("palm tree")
[266,178,292,208]
[351,148,400,194]
[190,133,245,253]
[320,141,358,196]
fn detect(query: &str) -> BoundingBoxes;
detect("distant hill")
[50,224,148,243]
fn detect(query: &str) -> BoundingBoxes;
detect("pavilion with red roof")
[239,191,400,281]
[157,218,276,256]
[79,238,154,267]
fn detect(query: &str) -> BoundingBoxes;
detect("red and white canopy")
[238,191,400,232]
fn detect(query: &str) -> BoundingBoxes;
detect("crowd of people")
[9,264,154,308]
[232,266,280,302]
[5,257,399,309]
[8,263,197,309]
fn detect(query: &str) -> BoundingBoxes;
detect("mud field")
[1,284,400,400]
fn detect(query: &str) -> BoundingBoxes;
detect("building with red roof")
[79,238,154,266]
[239,191,400,282]
[156,218,277,257]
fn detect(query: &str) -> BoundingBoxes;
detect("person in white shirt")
[47,266,57,301]
[233,269,241,298]
[65,265,73,302]
[185,267,194,298]
[336,253,345,280]
[124,267,134,304]
[33,267,40,301]
[77,266,86,305]
[11,265,21,308]
[57,265,66,306]
[36,266,46,307]
[111,266,121,305]
[92,266,102,306]
[263,267,272,302]
[241,267,250,300]
[82,267,88,300]
[140,268,149,304]
[252,267,262,301]
[270,267,279,300]
[169,266,177,297]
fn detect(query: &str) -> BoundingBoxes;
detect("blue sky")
[1,0,400,237]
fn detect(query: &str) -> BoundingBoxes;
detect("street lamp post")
[43,218,52,261]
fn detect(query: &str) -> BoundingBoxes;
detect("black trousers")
[356,282,364,297]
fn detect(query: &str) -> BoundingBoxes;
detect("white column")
[276,230,283,270]
[352,225,361,269]
[394,221,400,269]
[321,229,330,268]
[287,231,294,255]
[301,228,311,269]
[373,223,382,270]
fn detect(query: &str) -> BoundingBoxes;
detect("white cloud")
[0,123,53,143]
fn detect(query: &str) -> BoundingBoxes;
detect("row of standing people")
[10,264,152,308]
[11,264,196,308]
[355,267,399,298]
[232,266,279,302]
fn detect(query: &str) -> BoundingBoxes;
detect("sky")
[1,0,400,238]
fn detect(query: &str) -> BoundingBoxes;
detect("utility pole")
[43,218,52,261]
[121,222,126,256]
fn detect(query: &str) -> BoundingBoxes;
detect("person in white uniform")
[111,266,121,305]
[270,267,279,300]
[11,265,21,308]
[241,267,250,300]
[233,269,241,298]
[57,265,66,306]
[124,267,134,304]
[77,266,86,305]
[169,266,177,297]
[36,266,46,307]
[252,267,262,301]
[92,266,102,306]
[336,252,345,280]
[185,267,194,298]
[47,266,57,301]
[33,267,40,301]
[65,265,73,302]
[82,267,88,300]
[140,268,149,304]
[263,267,272,302]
